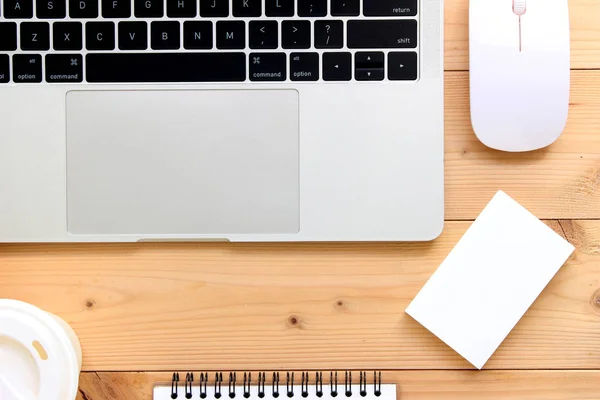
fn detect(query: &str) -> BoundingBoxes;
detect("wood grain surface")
[1,221,599,372]
[444,71,600,220]
[2,0,600,398]
[75,371,600,400]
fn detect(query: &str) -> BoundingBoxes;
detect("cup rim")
[0,299,81,400]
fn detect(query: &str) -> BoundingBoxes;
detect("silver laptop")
[0,0,444,242]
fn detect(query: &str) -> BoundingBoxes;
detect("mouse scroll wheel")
[513,0,526,15]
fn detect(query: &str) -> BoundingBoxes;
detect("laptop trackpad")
[66,90,299,235]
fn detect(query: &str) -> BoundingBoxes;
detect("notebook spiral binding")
[170,371,383,400]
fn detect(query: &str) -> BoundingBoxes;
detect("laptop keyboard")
[0,0,419,84]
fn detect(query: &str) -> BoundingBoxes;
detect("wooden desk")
[1,0,600,398]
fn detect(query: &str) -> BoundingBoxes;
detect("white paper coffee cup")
[0,299,82,400]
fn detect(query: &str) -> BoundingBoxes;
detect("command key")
[46,54,83,83]
[249,53,286,82]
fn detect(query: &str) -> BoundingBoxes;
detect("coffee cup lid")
[0,300,80,400]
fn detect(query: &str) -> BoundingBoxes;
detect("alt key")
[290,52,319,81]
[13,54,42,83]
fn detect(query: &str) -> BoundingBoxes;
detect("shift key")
[364,0,417,16]
[347,19,417,49]
[0,55,9,83]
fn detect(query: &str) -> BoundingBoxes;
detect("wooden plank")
[560,220,600,256]
[445,0,600,70]
[1,220,599,371]
[444,71,600,220]
[76,371,600,400]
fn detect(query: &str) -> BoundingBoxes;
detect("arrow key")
[388,51,418,81]
[249,21,278,49]
[355,51,384,68]
[356,68,383,81]
[355,52,384,81]
[323,52,351,81]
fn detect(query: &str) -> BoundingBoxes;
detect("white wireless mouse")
[469,0,570,152]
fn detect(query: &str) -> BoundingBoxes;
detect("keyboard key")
[53,22,83,50]
[135,0,163,17]
[200,0,228,17]
[249,52,286,82]
[69,0,99,18]
[86,52,246,82]
[331,0,358,16]
[183,21,212,49]
[102,0,130,17]
[355,68,383,81]
[21,22,50,51]
[86,22,115,50]
[355,51,384,81]
[298,0,325,16]
[233,0,261,17]
[314,20,342,49]
[119,21,147,50]
[265,0,293,17]
[322,52,350,81]
[355,51,383,68]
[0,55,9,83]
[388,51,417,80]
[167,0,196,17]
[46,54,83,82]
[216,21,245,50]
[363,0,417,16]
[13,54,42,83]
[0,23,18,51]
[282,20,310,49]
[290,52,318,81]
[249,21,277,49]
[347,19,417,48]
[37,0,66,18]
[151,21,180,50]
[4,0,33,18]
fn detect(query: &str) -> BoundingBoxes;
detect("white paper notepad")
[154,372,396,400]
[405,191,575,369]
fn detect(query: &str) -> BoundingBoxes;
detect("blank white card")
[405,191,575,369]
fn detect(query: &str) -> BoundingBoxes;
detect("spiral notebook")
[154,371,396,400]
